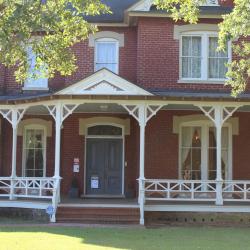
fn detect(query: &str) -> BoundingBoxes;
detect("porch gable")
[56,69,152,96]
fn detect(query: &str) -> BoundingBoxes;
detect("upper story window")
[24,46,48,90]
[94,38,119,74]
[180,32,231,82]
[201,0,218,6]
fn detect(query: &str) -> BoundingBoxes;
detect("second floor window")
[181,32,230,81]
[95,38,119,74]
[24,47,48,89]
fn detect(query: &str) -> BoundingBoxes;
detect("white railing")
[143,179,250,202]
[0,178,11,197]
[223,181,250,202]
[144,179,217,202]
[0,177,57,200]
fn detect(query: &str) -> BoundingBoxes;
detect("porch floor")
[145,200,250,213]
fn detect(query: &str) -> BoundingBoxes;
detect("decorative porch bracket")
[0,107,26,200]
[45,103,79,178]
[197,104,241,205]
[122,104,163,225]
[45,103,79,217]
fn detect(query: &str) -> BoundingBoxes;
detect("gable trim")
[56,69,152,96]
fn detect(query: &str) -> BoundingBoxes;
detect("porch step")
[56,207,140,224]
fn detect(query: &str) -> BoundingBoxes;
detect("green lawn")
[1,226,250,250]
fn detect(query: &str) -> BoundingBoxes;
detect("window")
[180,123,231,180]
[95,38,119,74]
[24,46,48,89]
[180,32,230,81]
[23,126,46,177]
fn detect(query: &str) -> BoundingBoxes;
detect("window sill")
[22,87,49,91]
[178,79,226,84]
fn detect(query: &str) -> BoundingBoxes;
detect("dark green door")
[86,138,123,195]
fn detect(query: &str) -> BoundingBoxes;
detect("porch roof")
[0,89,250,105]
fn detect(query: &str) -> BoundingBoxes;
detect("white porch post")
[214,107,223,205]
[198,105,240,206]
[10,110,18,200]
[54,103,62,179]
[0,107,26,200]
[122,104,162,225]
[138,105,146,225]
[45,102,79,218]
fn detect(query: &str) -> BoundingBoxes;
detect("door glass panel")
[88,125,122,136]
[24,128,45,177]
[181,127,201,180]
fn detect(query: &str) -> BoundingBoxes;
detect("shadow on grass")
[1,226,250,250]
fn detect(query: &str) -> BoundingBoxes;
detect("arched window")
[94,38,119,74]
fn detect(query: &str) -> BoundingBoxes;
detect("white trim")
[89,31,124,47]
[174,24,219,40]
[58,203,139,208]
[22,124,47,177]
[94,38,119,74]
[0,200,50,209]
[22,87,49,91]
[84,123,125,197]
[145,205,250,213]
[127,0,154,11]
[55,68,152,96]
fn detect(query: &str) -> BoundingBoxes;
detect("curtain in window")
[221,127,229,179]
[182,36,201,78]
[209,37,228,79]
[181,127,201,180]
[96,42,117,73]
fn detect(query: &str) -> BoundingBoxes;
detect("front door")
[86,136,123,196]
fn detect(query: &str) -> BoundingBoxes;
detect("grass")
[1,225,250,250]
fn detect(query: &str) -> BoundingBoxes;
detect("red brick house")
[0,0,249,225]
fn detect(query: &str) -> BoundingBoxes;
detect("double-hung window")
[95,38,119,74]
[23,126,46,177]
[180,32,230,82]
[24,46,48,90]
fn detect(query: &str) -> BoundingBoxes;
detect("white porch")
[1,70,250,224]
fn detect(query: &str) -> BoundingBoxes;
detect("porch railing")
[0,177,59,200]
[143,179,250,202]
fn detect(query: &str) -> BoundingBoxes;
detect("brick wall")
[0,0,243,95]
[2,109,250,196]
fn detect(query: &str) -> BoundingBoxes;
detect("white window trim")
[94,38,119,74]
[179,31,232,83]
[22,124,47,177]
[178,120,233,181]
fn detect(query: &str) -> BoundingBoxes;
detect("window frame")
[178,120,233,181]
[23,46,49,91]
[22,124,47,177]
[94,37,119,74]
[179,31,232,83]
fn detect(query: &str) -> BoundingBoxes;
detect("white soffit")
[56,68,152,96]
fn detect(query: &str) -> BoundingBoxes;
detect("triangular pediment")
[127,0,218,12]
[56,69,152,96]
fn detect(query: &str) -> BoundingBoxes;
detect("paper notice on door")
[91,176,99,189]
